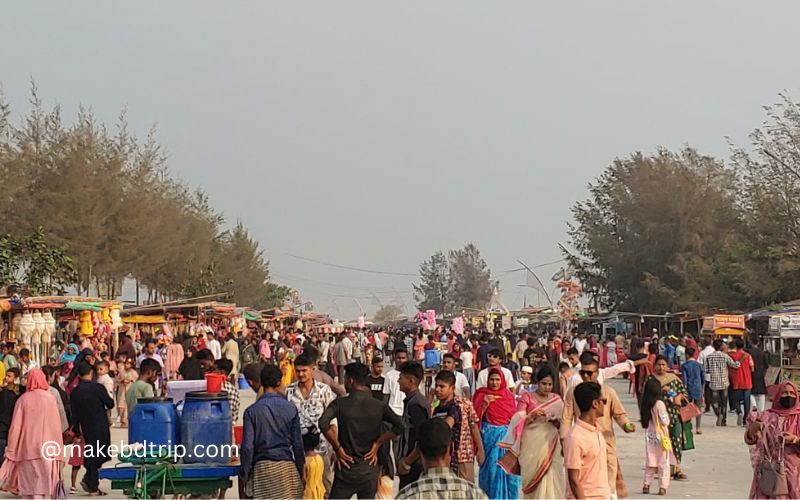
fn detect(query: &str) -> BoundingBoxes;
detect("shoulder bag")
[758,434,788,497]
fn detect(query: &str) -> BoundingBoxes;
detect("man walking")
[703,339,741,426]
[396,362,430,489]
[564,381,610,500]
[70,363,115,496]
[285,353,337,494]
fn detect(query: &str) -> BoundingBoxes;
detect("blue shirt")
[240,392,304,481]
[664,344,676,369]
[680,359,704,401]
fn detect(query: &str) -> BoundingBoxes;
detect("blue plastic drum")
[128,397,179,452]
[180,391,232,464]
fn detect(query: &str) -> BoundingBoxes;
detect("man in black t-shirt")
[366,356,385,400]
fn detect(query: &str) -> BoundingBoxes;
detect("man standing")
[703,339,741,426]
[285,353,337,495]
[572,331,588,355]
[320,362,404,499]
[396,362,430,489]
[475,348,515,390]
[136,340,165,369]
[70,363,115,496]
[383,347,409,417]
[440,353,470,398]
[432,371,484,483]
[564,381,610,500]
[125,358,161,415]
[240,365,304,499]
[396,419,488,500]
[221,333,240,378]
[205,332,222,361]
[562,352,634,499]
[366,356,386,400]
[513,332,528,365]
[697,338,716,413]
[332,333,352,385]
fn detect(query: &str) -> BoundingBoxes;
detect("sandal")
[695,428,702,435]
[642,484,650,494]
[69,487,78,494]
[673,472,688,480]
[658,488,667,495]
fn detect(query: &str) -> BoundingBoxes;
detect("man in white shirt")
[514,333,529,365]
[476,348,515,390]
[205,332,222,360]
[697,338,715,412]
[441,353,471,398]
[383,348,408,416]
[572,332,588,355]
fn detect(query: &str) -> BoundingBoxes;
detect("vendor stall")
[701,314,746,339]
[766,314,800,385]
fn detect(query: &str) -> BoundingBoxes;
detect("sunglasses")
[579,370,598,377]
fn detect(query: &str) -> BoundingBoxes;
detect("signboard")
[769,316,781,333]
[513,317,529,328]
[768,314,800,338]
[713,314,745,330]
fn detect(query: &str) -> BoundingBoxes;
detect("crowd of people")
[0,323,794,499]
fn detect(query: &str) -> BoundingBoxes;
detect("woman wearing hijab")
[58,343,79,380]
[474,367,521,499]
[0,368,64,498]
[745,380,800,499]
[66,348,95,395]
[648,355,690,480]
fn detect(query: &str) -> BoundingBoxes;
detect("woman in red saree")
[474,368,521,499]
[499,365,564,499]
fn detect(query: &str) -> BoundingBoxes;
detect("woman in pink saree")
[0,368,64,498]
[744,380,800,499]
[499,366,565,499]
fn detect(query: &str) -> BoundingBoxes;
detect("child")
[115,356,137,427]
[96,361,115,426]
[302,430,325,500]
[640,378,671,496]
[18,348,37,386]
[515,365,535,395]
[100,351,117,377]
[213,359,240,422]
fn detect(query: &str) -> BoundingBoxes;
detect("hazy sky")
[3,2,800,319]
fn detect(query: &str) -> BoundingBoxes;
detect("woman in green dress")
[649,355,690,480]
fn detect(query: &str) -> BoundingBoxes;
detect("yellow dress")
[280,358,294,387]
[303,453,325,500]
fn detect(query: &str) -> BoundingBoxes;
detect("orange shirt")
[563,418,610,500]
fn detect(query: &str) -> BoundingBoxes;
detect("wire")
[284,253,418,277]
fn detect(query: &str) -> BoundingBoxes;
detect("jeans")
[733,389,752,419]
[711,389,729,424]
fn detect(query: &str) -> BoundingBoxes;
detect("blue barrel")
[180,391,232,464]
[129,398,178,452]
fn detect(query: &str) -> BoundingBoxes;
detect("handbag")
[758,435,788,497]
[654,411,672,452]
[679,402,701,423]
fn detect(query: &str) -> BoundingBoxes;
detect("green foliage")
[0,82,287,305]
[414,244,492,314]
[0,227,77,294]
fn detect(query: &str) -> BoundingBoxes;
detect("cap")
[521,366,534,374]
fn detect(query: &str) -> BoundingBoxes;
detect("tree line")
[565,93,800,314]
[0,83,289,308]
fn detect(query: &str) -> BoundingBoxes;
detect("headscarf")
[25,368,49,392]
[58,343,79,366]
[768,381,800,417]
[66,348,94,385]
[474,367,516,425]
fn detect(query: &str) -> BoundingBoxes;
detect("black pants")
[704,384,712,412]
[330,475,378,499]
[711,389,728,424]
[398,462,423,490]
[83,460,101,492]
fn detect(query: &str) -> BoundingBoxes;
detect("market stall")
[766,313,800,385]
[701,314,746,339]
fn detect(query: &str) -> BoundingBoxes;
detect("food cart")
[701,314,746,339]
[766,314,800,385]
